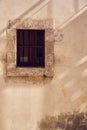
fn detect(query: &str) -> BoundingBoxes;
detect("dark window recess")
[17,29,45,67]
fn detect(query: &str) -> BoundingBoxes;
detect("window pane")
[29,30,35,46]
[36,47,43,58]
[36,30,44,46]
[24,46,29,57]
[17,30,24,45]
[24,30,29,45]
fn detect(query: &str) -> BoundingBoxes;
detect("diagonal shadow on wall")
[0,0,50,37]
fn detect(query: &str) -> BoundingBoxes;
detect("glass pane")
[24,30,29,45]
[36,47,43,58]
[29,30,35,46]
[24,46,29,57]
[36,30,44,46]
[17,30,24,45]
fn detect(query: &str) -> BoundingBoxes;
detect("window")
[17,29,45,68]
[6,19,54,77]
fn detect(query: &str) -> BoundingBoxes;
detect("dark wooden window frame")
[16,29,45,68]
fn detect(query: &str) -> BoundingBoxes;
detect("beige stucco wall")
[0,0,87,130]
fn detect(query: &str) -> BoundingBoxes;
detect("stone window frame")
[6,19,54,77]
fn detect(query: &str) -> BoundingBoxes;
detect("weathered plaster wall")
[0,0,87,31]
[0,0,87,130]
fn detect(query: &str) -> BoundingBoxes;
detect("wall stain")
[38,111,87,130]
[61,85,67,97]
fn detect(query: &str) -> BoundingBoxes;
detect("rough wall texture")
[0,0,87,130]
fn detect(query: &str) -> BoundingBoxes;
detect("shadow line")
[59,4,87,29]
[0,0,50,36]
